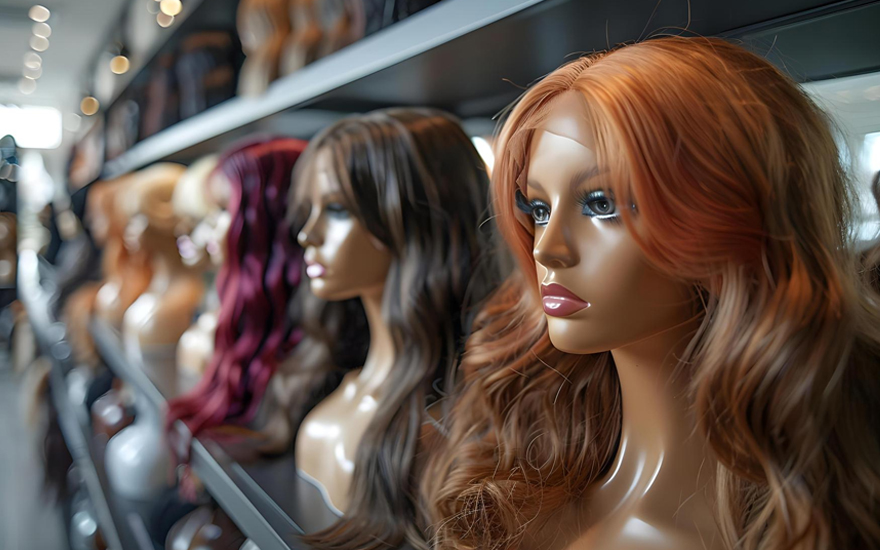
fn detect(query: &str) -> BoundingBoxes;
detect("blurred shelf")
[89,319,319,550]
[100,0,211,109]
[18,250,153,550]
[101,0,542,177]
[100,0,880,178]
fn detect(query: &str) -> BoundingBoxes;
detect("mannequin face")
[523,92,694,354]
[297,149,391,301]
[121,168,181,256]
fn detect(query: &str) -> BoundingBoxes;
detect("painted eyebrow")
[525,179,545,193]
[526,167,604,193]
[569,167,604,190]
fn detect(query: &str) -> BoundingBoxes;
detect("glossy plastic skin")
[121,163,204,356]
[237,0,290,96]
[522,92,719,550]
[295,148,393,512]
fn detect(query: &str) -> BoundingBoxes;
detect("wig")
[166,137,307,449]
[423,36,880,550]
[93,176,153,327]
[289,107,500,550]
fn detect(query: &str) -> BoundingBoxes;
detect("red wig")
[166,137,307,451]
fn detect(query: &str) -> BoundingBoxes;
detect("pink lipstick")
[305,262,325,278]
[541,283,590,317]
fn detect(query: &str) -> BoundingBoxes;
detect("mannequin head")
[238,0,290,56]
[122,163,187,257]
[296,147,391,302]
[425,37,880,550]
[290,108,498,550]
[166,138,307,446]
[173,155,220,267]
[523,91,696,354]
[237,0,290,95]
[93,173,155,326]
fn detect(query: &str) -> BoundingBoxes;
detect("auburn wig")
[166,137,307,449]
[289,107,501,550]
[423,36,880,550]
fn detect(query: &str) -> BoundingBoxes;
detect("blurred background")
[0,1,879,549]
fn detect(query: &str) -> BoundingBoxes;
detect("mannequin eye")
[515,190,551,227]
[578,190,618,221]
[325,202,350,219]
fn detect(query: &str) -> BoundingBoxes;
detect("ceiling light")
[110,55,130,75]
[23,66,42,79]
[157,12,174,27]
[18,78,36,95]
[159,0,182,16]
[32,22,51,38]
[24,52,42,69]
[147,0,160,14]
[30,35,49,52]
[28,5,50,22]
[80,97,100,116]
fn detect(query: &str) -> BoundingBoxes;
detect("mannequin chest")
[294,370,379,513]
[122,277,203,347]
[524,452,721,550]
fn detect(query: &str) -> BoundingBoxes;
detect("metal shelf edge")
[88,318,306,550]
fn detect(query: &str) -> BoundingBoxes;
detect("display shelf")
[99,0,880,179]
[100,0,542,178]
[100,0,210,109]
[89,319,319,550]
[17,250,152,550]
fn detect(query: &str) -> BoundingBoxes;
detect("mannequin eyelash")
[575,188,623,223]
[515,189,533,215]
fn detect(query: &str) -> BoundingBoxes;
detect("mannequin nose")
[297,213,323,248]
[533,219,579,269]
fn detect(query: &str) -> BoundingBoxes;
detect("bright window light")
[0,105,62,149]
[471,136,495,174]
[865,132,880,174]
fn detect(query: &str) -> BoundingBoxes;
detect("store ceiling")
[0,0,126,109]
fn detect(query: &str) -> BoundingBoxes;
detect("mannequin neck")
[358,288,395,392]
[600,316,715,509]
[148,245,191,293]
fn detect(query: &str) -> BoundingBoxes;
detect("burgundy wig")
[166,137,307,448]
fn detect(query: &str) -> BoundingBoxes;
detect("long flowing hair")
[289,108,501,550]
[423,36,880,550]
[166,137,307,446]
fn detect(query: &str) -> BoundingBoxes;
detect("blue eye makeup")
[515,189,551,226]
[515,188,624,226]
[576,189,621,222]
[324,202,350,219]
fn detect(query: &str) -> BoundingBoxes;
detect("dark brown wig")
[289,107,502,550]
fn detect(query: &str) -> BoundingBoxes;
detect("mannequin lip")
[541,283,590,317]
[305,261,326,279]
